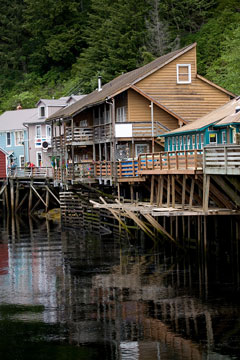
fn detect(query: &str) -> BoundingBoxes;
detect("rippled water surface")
[0,216,239,360]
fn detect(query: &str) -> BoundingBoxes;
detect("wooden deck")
[138,150,203,175]
[91,201,240,217]
[8,167,54,179]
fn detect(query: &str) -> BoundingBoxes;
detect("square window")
[135,144,149,157]
[177,64,191,84]
[209,133,217,144]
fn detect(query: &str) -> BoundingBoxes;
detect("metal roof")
[162,97,240,136]
[0,109,38,131]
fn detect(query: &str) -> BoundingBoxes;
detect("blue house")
[0,108,38,167]
[161,97,240,151]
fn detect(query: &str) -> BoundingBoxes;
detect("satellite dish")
[42,141,49,151]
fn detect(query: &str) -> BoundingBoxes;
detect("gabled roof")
[0,109,38,131]
[162,97,240,136]
[47,43,200,121]
[37,99,67,107]
[0,147,9,156]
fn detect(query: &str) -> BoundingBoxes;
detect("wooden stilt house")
[46,43,234,184]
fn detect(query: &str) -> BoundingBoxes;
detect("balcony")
[8,167,54,179]
[65,127,93,144]
[138,150,203,175]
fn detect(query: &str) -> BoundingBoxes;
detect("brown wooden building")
[46,42,234,185]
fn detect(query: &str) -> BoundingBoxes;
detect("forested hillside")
[0,0,239,113]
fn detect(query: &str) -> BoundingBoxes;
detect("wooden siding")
[74,109,93,126]
[136,47,230,122]
[0,151,6,178]
[128,89,178,130]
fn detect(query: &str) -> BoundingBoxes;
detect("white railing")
[8,167,54,178]
[204,145,240,175]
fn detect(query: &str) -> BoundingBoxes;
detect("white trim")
[14,130,24,146]
[6,132,11,147]
[36,151,42,167]
[177,64,191,84]
[46,125,52,139]
[38,106,48,119]
[35,124,42,138]
[19,155,25,167]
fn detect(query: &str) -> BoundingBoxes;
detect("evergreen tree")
[72,0,149,92]
[0,0,28,88]
[23,0,90,73]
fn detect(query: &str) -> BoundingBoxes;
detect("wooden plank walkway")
[90,201,240,217]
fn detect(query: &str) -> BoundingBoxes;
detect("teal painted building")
[161,98,240,151]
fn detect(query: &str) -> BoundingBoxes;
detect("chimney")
[98,76,102,92]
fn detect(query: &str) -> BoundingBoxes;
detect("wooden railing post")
[194,149,197,169]
[224,146,228,174]
[185,151,188,169]
[167,152,170,170]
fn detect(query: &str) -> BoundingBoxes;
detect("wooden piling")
[10,179,14,214]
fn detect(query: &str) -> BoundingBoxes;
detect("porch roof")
[161,97,240,137]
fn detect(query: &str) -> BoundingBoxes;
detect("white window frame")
[116,106,126,123]
[222,131,226,144]
[209,132,217,145]
[36,151,42,167]
[192,135,196,149]
[6,132,11,147]
[46,125,51,139]
[135,143,149,157]
[19,155,25,167]
[176,136,179,150]
[15,131,24,146]
[38,106,46,118]
[187,135,191,150]
[196,134,200,149]
[201,133,204,148]
[35,125,42,138]
[177,64,191,84]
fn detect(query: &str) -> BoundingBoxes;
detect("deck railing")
[204,145,240,175]
[8,167,54,178]
[66,127,93,143]
[138,150,203,173]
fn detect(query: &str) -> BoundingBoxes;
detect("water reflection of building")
[57,231,240,360]
[0,243,8,275]
[0,223,239,360]
[2,230,63,323]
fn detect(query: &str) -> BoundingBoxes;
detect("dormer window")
[177,64,191,84]
[39,106,45,118]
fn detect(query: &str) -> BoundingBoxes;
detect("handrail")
[8,167,53,178]
[204,145,240,175]
[138,150,203,172]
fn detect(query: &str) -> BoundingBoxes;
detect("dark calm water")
[0,216,239,360]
